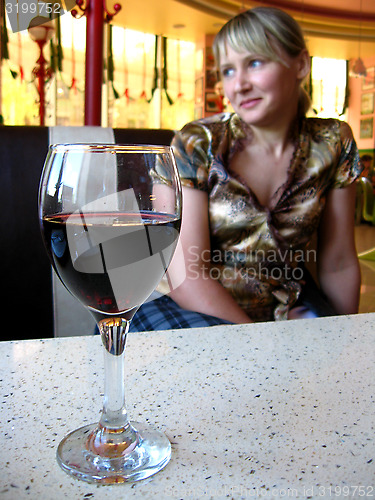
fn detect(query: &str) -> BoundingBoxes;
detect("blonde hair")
[213,7,311,115]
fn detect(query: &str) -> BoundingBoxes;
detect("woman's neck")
[244,114,300,159]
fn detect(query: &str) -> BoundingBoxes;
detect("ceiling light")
[349,0,367,78]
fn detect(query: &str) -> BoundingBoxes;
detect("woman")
[130,7,361,331]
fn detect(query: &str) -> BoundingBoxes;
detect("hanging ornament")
[162,37,173,105]
[1,4,9,61]
[49,38,56,74]
[70,18,77,92]
[1,9,18,80]
[123,29,130,103]
[349,0,367,78]
[48,16,62,80]
[349,58,367,78]
[319,79,323,112]
[56,15,63,72]
[148,35,173,105]
[339,61,349,116]
[121,28,134,103]
[107,24,120,99]
[17,32,24,81]
[148,35,159,103]
[139,35,148,100]
[176,39,183,100]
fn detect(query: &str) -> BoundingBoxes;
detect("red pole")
[84,0,104,125]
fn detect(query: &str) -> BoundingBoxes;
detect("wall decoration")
[205,46,215,68]
[360,118,374,139]
[205,69,219,90]
[205,92,222,113]
[361,93,374,115]
[362,67,375,91]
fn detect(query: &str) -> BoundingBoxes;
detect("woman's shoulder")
[173,112,235,157]
[179,112,234,135]
[302,117,361,186]
[303,117,355,143]
[170,114,235,189]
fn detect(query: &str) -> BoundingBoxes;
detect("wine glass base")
[56,421,171,484]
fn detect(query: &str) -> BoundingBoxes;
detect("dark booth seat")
[0,126,174,341]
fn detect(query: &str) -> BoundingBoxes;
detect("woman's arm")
[317,182,361,314]
[168,186,252,324]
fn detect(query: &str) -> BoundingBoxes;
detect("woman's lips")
[240,97,261,109]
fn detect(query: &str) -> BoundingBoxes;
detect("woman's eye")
[221,67,234,78]
[249,59,263,69]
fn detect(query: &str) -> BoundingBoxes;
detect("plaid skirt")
[93,268,335,334]
[129,295,232,332]
[128,268,335,331]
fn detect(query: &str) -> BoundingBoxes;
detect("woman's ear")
[297,49,311,80]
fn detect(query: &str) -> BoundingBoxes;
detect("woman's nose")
[234,69,251,92]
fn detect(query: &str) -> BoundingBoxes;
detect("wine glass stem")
[100,318,129,428]
[100,346,128,429]
[86,318,139,457]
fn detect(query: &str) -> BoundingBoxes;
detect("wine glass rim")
[49,143,173,153]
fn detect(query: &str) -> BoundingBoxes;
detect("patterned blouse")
[171,113,362,322]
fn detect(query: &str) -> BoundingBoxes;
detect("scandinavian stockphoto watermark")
[186,245,317,284]
[5,0,75,33]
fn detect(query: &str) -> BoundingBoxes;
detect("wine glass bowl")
[39,144,181,483]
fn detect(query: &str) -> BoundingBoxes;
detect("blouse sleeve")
[332,121,363,188]
[171,121,211,191]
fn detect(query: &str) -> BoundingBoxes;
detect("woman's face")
[219,44,309,128]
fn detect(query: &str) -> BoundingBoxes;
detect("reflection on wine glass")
[39,144,182,483]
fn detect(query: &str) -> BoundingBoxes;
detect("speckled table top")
[1,313,374,499]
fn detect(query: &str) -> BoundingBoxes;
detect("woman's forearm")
[169,276,252,324]
[317,183,361,316]
[318,261,361,315]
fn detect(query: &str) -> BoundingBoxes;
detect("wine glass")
[39,144,182,484]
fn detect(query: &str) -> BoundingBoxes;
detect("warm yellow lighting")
[311,57,347,119]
